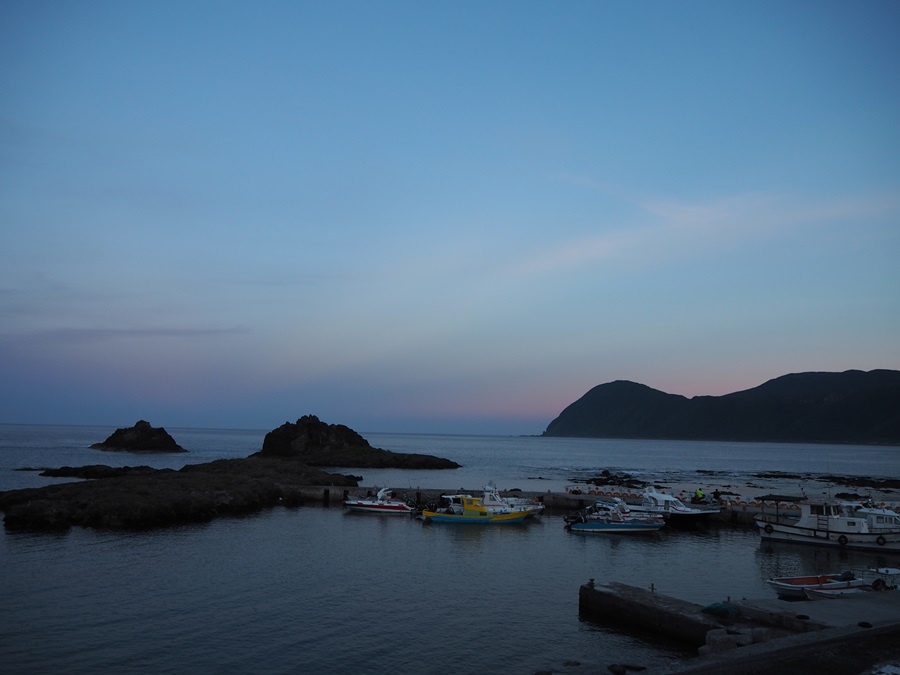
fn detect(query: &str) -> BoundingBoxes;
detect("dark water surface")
[1,426,898,673]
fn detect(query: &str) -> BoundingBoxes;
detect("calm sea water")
[1,425,898,674]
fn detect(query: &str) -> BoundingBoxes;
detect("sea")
[1,424,898,674]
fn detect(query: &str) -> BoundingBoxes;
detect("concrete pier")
[579,580,900,674]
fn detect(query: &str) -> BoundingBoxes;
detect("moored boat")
[628,488,720,521]
[565,499,666,534]
[755,497,900,552]
[481,482,544,517]
[788,568,899,599]
[804,586,871,600]
[420,495,530,524]
[343,487,415,514]
[765,570,866,599]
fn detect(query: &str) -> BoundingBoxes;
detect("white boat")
[481,482,544,517]
[804,586,871,600]
[565,499,665,534]
[756,497,900,552]
[803,568,899,599]
[765,571,867,599]
[628,488,720,521]
[343,487,415,514]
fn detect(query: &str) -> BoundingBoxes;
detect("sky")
[1,1,899,435]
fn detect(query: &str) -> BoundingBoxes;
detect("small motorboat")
[481,482,544,517]
[343,487,415,514]
[803,568,899,599]
[565,499,666,534]
[420,495,530,524]
[804,586,871,600]
[765,571,867,599]
[628,488,720,521]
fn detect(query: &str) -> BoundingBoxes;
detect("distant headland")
[543,369,900,445]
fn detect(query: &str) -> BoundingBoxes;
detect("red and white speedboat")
[343,487,415,514]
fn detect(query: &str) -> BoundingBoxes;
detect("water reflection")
[756,538,898,580]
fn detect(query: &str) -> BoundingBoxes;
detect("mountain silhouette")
[542,369,900,444]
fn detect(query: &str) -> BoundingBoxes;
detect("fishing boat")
[481,482,544,517]
[420,495,530,524]
[343,487,415,514]
[628,488,720,521]
[765,571,866,599]
[755,496,900,552]
[435,486,537,519]
[565,499,665,534]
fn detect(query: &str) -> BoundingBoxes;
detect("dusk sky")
[2,1,898,435]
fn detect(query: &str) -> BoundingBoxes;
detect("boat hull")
[421,510,529,524]
[804,587,871,600]
[344,502,414,514]
[756,520,900,552]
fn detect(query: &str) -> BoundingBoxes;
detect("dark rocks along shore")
[0,415,460,531]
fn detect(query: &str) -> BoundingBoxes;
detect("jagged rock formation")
[543,369,900,445]
[90,420,187,453]
[256,415,461,469]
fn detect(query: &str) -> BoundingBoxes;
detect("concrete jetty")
[579,580,900,674]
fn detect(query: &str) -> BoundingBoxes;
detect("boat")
[420,495,530,524]
[627,488,721,521]
[343,487,415,514]
[755,496,900,552]
[481,482,544,517]
[565,499,666,534]
[766,567,900,600]
[804,586,872,600]
[765,571,867,599]
[796,568,899,600]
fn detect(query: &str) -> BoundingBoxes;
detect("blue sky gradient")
[2,1,898,434]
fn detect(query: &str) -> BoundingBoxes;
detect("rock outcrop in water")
[0,415,459,531]
[90,420,187,453]
[256,415,461,469]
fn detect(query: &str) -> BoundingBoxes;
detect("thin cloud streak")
[1,326,250,347]
[509,189,900,279]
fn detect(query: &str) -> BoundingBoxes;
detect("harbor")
[3,428,899,673]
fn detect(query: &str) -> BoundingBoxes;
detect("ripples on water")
[5,507,898,674]
[2,426,898,673]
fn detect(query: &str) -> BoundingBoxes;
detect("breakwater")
[578,579,900,674]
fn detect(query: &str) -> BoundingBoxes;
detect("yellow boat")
[420,495,530,524]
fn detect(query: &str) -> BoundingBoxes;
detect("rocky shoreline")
[0,415,461,531]
[569,469,900,503]
[0,457,360,530]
